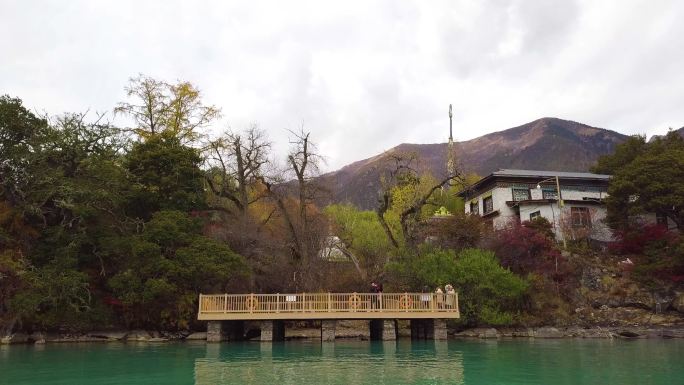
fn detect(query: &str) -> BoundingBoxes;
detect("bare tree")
[286,128,324,249]
[257,128,328,290]
[259,128,324,259]
[204,125,271,221]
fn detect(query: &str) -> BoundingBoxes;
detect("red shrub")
[485,221,568,285]
[609,224,673,255]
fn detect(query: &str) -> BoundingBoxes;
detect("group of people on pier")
[368,281,456,310]
[434,284,457,308]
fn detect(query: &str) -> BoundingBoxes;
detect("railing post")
[223,294,228,313]
[456,292,459,317]
[328,292,331,312]
[276,293,280,313]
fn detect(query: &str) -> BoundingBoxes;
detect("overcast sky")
[2,0,683,171]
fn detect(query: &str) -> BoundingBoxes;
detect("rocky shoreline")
[452,326,684,339]
[3,323,684,345]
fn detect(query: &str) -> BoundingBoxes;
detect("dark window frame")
[542,188,558,200]
[483,196,494,214]
[470,201,479,215]
[571,207,591,227]
[530,211,541,220]
[512,187,531,202]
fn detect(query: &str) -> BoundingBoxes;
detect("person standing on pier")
[445,284,455,308]
[435,286,444,309]
[370,281,383,310]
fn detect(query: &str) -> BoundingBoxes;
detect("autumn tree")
[325,204,392,280]
[375,152,466,249]
[115,75,220,143]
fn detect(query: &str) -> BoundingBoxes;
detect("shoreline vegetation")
[2,77,683,341]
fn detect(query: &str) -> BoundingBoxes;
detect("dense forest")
[1,76,683,334]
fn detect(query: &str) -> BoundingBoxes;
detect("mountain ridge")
[317,117,630,209]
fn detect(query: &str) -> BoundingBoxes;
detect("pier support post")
[207,321,245,342]
[321,320,336,342]
[382,320,397,341]
[370,319,397,341]
[207,321,225,342]
[433,319,448,340]
[410,319,448,340]
[260,320,285,342]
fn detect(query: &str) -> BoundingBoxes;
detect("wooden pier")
[198,292,459,320]
[198,292,458,342]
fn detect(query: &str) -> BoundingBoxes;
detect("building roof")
[457,169,611,198]
[491,169,610,180]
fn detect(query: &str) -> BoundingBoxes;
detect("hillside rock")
[674,292,684,313]
[185,332,207,340]
[87,331,128,341]
[125,330,153,341]
[455,328,499,338]
[1,333,28,344]
[534,327,564,338]
[581,266,604,291]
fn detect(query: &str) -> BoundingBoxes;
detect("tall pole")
[556,175,567,249]
[447,104,455,178]
[449,104,453,142]
[555,176,563,208]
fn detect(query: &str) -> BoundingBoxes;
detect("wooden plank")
[197,311,459,321]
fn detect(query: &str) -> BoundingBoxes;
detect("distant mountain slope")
[318,117,629,209]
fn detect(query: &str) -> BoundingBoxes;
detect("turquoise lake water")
[1,339,683,385]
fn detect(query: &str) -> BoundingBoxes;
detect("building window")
[656,212,668,226]
[530,211,541,220]
[542,188,558,200]
[571,207,591,227]
[470,201,479,215]
[483,196,494,214]
[512,188,530,201]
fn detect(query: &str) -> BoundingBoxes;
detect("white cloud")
[1,0,683,170]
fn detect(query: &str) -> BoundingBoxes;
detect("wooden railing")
[198,292,459,320]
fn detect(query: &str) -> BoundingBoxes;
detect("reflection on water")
[2,339,683,384]
[194,341,464,385]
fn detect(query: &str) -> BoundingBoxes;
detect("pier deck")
[198,292,459,321]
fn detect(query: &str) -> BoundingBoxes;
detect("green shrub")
[452,249,528,326]
[387,247,528,327]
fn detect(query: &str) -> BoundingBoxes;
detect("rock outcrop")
[673,292,684,313]
[1,333,28,344]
